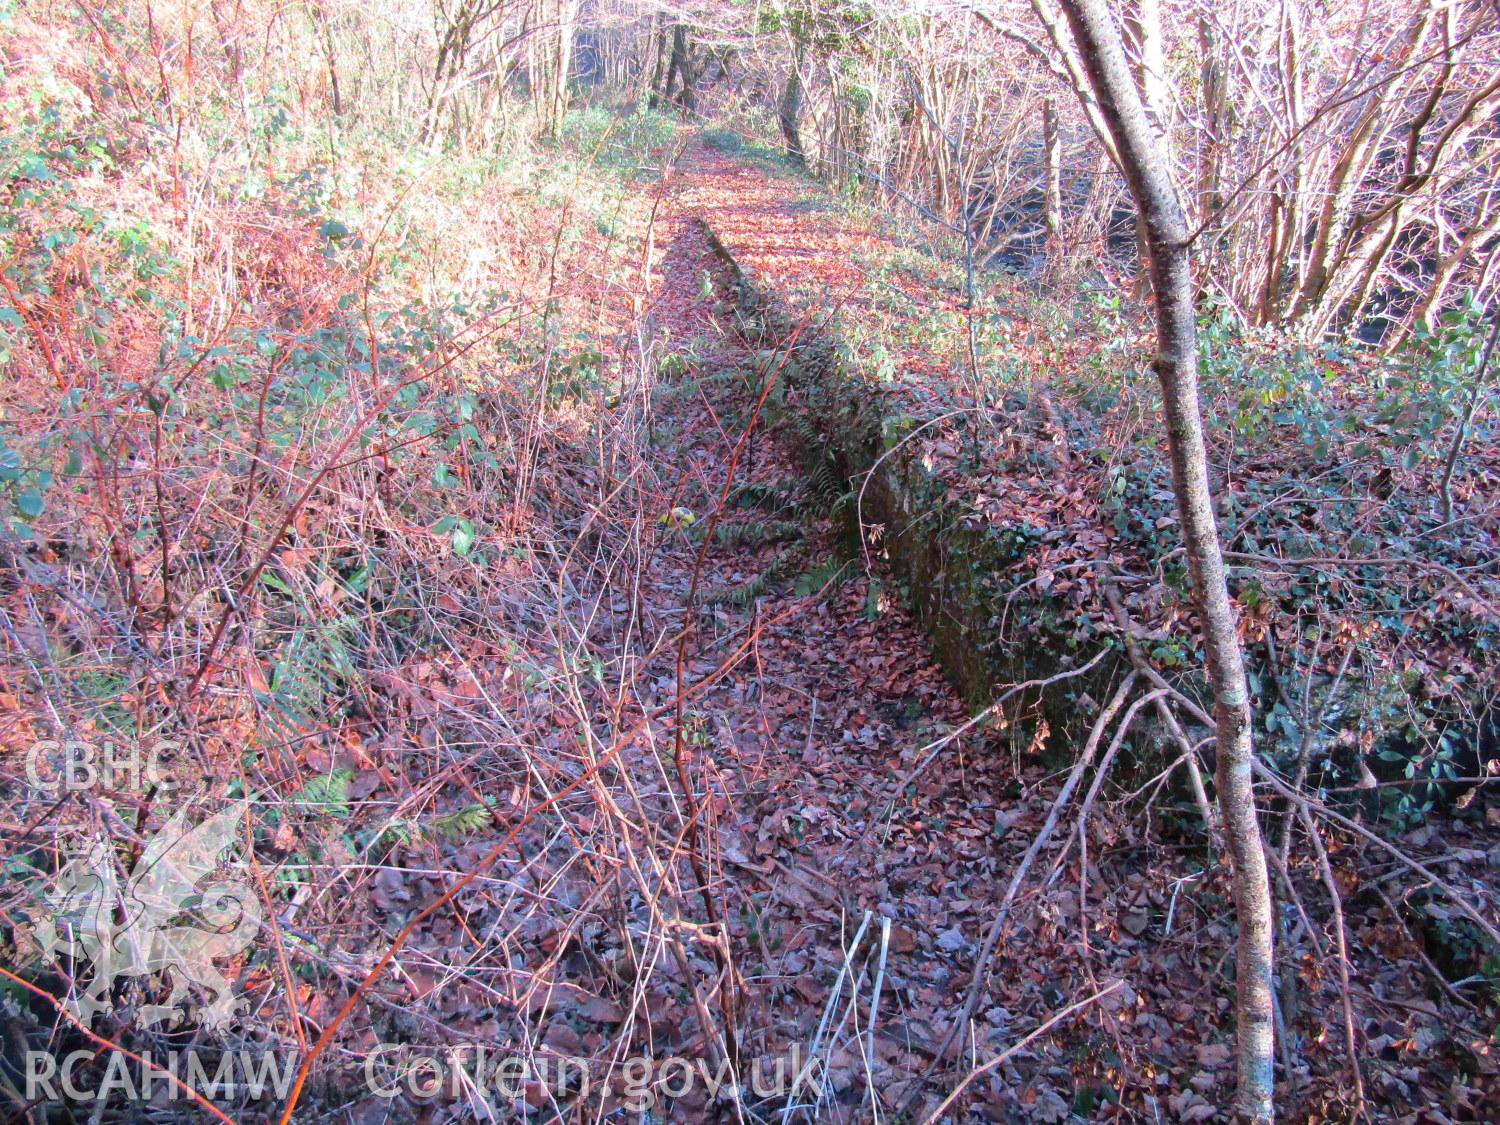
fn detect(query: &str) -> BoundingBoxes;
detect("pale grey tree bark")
[1043,95,1062,241]
[1051,0,1277,1119]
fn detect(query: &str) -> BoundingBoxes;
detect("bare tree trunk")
[553,0,577,129]
[1053,1,1277,1119]
[1437,310,1500,523]
[1123,0,1168,300]
[209,0,245,88]
[1043,95,1062,240]
[306,1,342,117]
[1196,13,1227,218]
[647,17,667,107]
[779,42,807,167]
[1126,0,1169,140]
[662,24,694,114]
[529,0,576,140]
[1396,182,1500,348]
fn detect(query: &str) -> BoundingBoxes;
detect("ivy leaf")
[451,519,476,556]
[15,490,44,520]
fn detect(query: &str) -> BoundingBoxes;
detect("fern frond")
[652,369,746,402]
[703,551,795,607]
[694,520,802,547]
[295,767,354,818]
[657,352,693,379]
[651,376,701,402]
[794,558,853,599]
[730,480,800,512]
[434,803,494,841]
[807,458,846,505]
[788,414,823,448]
[373,819,420,851]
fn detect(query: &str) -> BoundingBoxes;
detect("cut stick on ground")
[867,647,1111,845]
[900,671,1138,1112]
[785,909,874,1124]
[920,981,1124,1124]
[863,915,893,1121]
[1103,581,1220,841]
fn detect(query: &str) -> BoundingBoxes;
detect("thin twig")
[920,981,1123,1124]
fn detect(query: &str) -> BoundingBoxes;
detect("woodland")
[0,0,1497,1122]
